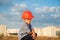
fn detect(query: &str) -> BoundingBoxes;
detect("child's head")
[21,10,34,24]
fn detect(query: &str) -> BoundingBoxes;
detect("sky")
[0,0,60,29]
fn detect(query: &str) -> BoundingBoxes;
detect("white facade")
[7,29,19,33]
[34,28,42,36]
[41,26,56,37]
[0,25,60,37]
[7,29,19,36]
[7,26,60,37]
[0,25,7,36]
[56,27,60,31]
[34,26,60,37]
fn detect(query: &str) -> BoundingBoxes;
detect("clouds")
[34,6,60,14]
[0,3,28,28]
[19,3,27,8]
[32,6,60,27]
[11,3,27,15]
[31,4,39,7]
[2,5,60,28]
[0,0,60,28]
[50,14,60,18]
[34,6,60,19]
[0,13,21,28]
[0,14,7,21]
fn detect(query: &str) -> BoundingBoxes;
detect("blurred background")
[0,0,60,40]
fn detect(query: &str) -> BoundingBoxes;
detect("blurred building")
[34,26,60,37]
[56,27,60,36]
[0,25,60,37]
[7,26,60,37]
[0,25,7,36]
[7,29,19,36]
[42,26,56,37]
[34,28,42,36]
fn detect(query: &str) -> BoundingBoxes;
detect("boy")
[18,10,37,40]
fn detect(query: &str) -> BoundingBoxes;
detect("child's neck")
[25,22,31,25]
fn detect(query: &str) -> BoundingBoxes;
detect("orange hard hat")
[22,10,34,19]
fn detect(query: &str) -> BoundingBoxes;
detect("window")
[56,31,60,36]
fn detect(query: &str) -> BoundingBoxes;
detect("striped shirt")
[18,22,33,40]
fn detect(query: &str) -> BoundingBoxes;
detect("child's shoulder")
[21,22,27,27]
[21,22,26,25]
